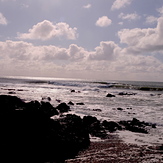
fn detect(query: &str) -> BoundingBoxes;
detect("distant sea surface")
[0,76,163,146]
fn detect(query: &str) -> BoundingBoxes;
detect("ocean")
[0,76,163,146]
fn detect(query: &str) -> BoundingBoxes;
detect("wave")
[94,81,163,91]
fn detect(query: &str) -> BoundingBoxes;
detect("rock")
[83,116,99,127]
[118,118,156,134]
[47,114,90,161]
[8,91,16,94]
[71,89,75,93]
[83,116,107,138]
[102,120,122,132]
[0,95,90,162]
[93,109,102,112]
[76,102,85,105]
[117,107,123,111]
[126,107,132,110]
[0,95,25,113]
[106,93,116,97]
[42,96,51,101]
[68,101,74,105]
[25,100,41,111]
[40,101,59,117]
[56,102,70,113]
[56,99,61,103]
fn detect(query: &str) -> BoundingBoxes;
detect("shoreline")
[66,135,163,163]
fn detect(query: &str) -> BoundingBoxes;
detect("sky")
[0,0,163,81]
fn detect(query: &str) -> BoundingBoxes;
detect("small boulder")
[117,107,123,111]
[106,93,116,97]
[93,109,102,112]
[56,102,70,113]
[68,101,74,105]
[76,102,85,105]
[102,120,122,132]
[40,101,59,117]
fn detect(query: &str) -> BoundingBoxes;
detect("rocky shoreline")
[0,95,162,162]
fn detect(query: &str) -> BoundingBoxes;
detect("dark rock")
[56,102,70,113]
[102,120,122,132]
[71,89,75,93]
[106,93,116,97]
[126,107,132,109]
[76,102,85,105]
[83,116,107,138]
[0,95,90,162]
[0,95,25,113]
[68,101,74,105]
[42,96,51,101]
[93,109,102,112]
[46,114,90,161]
[117,107,123,111]
[83,116,99,127]
[25,100,41,111]
[8,91,16,94]
[118,118,156,134]
[56,99,61,103]
[40,101,59,117]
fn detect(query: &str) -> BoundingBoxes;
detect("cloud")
[88,41,121,61]
[0,12,7,25]
[118,12,140,21]
[95,16,112,27]
[17,20,78,40]
[111,0,132,11]
[118,17,163,53]
[145,16,158,24]
[0,39,163,81]
[83,4,91,9]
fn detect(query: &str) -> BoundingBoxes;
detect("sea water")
[0,76,163,146]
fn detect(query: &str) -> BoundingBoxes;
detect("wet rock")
[76,102,85,105]
[83,116,99,127]
[83,116,107,138]
[25,100,41,111]
[40,101,59,117]
[0,95,90,162]
[106,93,116,97]
[118,118,156,134]
[56,102,70,113]
[47,114,90,161]
[56,99,61,103]
[102,120,122,132]
[93,109,102,112]
[8,91,16,94]
[42,96,51,101]
[0,95,25,113]
[117,107,123,111]
[126,107,132,110]
[68,101,74,105]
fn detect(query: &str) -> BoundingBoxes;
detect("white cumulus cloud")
[111,0,132,11]
[95,16,112,27]
[118,17,163,53]
[17,20,78,40]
